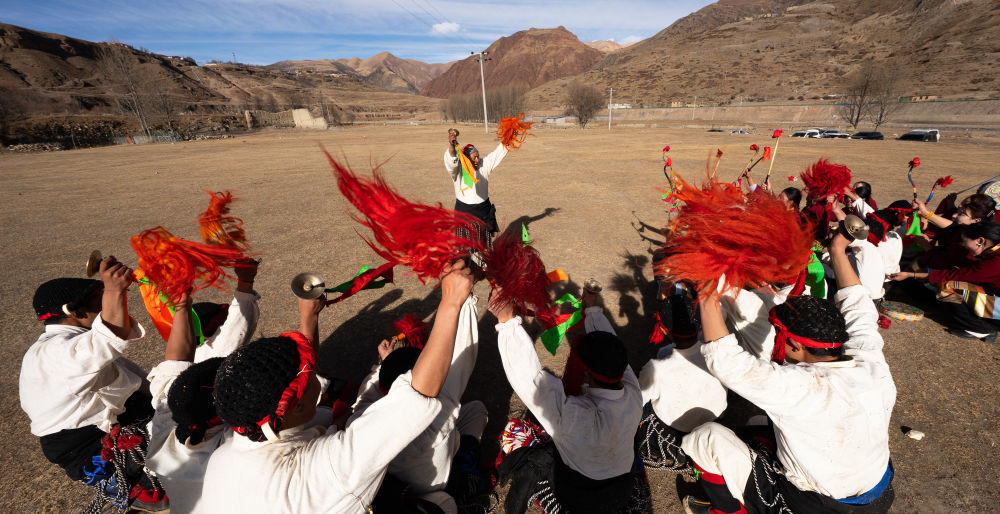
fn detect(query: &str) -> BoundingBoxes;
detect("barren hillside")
[528,0,1000,109]
[268,52,451,94]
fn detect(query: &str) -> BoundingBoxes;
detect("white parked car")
[791,129,821,138]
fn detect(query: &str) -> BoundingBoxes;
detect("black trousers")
[949,301,1000,334]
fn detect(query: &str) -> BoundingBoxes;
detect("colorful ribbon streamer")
[539,293,584,355]
[325,262,395,304]
[455,143,479,192]
[134,269,205,345]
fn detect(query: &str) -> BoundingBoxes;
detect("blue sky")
[1,0,715,64]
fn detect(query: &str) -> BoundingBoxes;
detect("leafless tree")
[565,81,604,128]
[97,40,155,137]
[838,63,877,130]
[444,83,527,122]
[867,64,905,130]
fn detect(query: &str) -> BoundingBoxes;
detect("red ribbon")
[37,312,60,321]
[233,331,315,434]
[866,213,890,246]
[327,261,396,305]
[768,306,843,363]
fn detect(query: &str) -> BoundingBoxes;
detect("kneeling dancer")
[681,232,896,513]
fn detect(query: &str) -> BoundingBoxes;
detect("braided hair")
[169,357,225,445]
[214,337,302,442]
[773,296,848,357]
[576,331,628,388]
[32,278,103,323]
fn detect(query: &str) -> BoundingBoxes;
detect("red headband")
[768,306,843,363]
[866,214,890,246]
[37,312,60,321]
[233,331,315,435]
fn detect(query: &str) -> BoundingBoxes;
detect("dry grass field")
[2,124,999,512]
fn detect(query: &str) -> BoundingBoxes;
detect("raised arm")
[410,260,474,397]
[99,256,135,339]
[477,144,509,180]
[163,292,196,362]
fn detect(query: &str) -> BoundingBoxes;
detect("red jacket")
[929,245,1000,293]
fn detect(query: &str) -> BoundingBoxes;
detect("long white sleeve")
[439,294,479,404]
[834,285,885,359]
[496,317,567,437]
[583,306,616,335]
[444,148,460,181]
[195,290,261,363]
[477,144,508,180]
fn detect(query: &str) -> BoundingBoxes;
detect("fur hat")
[32,278,103,322]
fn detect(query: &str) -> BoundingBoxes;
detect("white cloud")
[621,35,643,44]
[431,22,460,35]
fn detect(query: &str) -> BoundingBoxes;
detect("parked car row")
[711,128,939,142]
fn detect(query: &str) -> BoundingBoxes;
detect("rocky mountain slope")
[0,23,441,122]
[420,26,604,98]
[267,52,450,94]
[528,0,1000,108]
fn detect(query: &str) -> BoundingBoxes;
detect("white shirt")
[701,285,896,498]
[347,294,479,494]
[200,371,442,513]
[877,232,903,296]
[145,360,232,514]
[639,343,727,432]
[144,292,259,513]
[194,290,261,363]
[822,240,886,300]
[495,311,642,480]
[443,144,508,205]
[720,286,790,359]
[20,314,146,436]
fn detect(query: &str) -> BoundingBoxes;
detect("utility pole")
[472,51,491,133]
[692,95,697,120]
[232,52,237,64]
[607,87,614,130]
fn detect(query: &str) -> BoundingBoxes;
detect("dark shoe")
[683,495,712,514]
[130,498,169,513]
[947,328,997,343]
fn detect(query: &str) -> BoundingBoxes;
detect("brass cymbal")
[86,250,103,277]
[290,272,326,300]
[841,214,869,241]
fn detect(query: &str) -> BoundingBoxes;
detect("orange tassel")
[656,176,815,294]
[199,191,248,250]
[496,113,534,150]
[131,226,250,305]
[133,268,174,342]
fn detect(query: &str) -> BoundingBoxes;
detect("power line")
[412,0,478,46]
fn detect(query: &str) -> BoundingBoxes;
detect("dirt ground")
[2,124,999,513]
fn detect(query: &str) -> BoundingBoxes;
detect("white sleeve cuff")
[91,313,145,352]
[495,315,523,332]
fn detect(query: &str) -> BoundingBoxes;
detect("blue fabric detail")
[836,463,893,505]
[82,455,111,486]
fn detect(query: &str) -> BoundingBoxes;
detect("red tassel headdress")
[496,113,533,150]
[324,148,486,283]
[484,227,554,315]
[655,176,815,294]
[392,313,429,349]
[800,158,852,200]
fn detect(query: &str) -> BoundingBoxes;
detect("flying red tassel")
[484,228,554,315]
[762,146,772,161]
[655,176,814,294]
[131,226,250,305]
[199,190,248,250]
[392,313,428,349]
[935,175,954,188]
[496,113,534,150]
[800,158,852,199]
[324,148,486,283]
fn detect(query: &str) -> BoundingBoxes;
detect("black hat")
[32,278,103,321]
[193,302,229,337]
[657,294,700,342]
[576,331,628,385]
[378,346,421,392]
[214,337,301,442]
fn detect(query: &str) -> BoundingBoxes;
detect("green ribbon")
[137,276,205,345]
[806,246,826,298]
[324,265,391,293]
[521,223,531,245]
[905,214,925,252]
[456,143,477,190]
[539,293,583,355]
